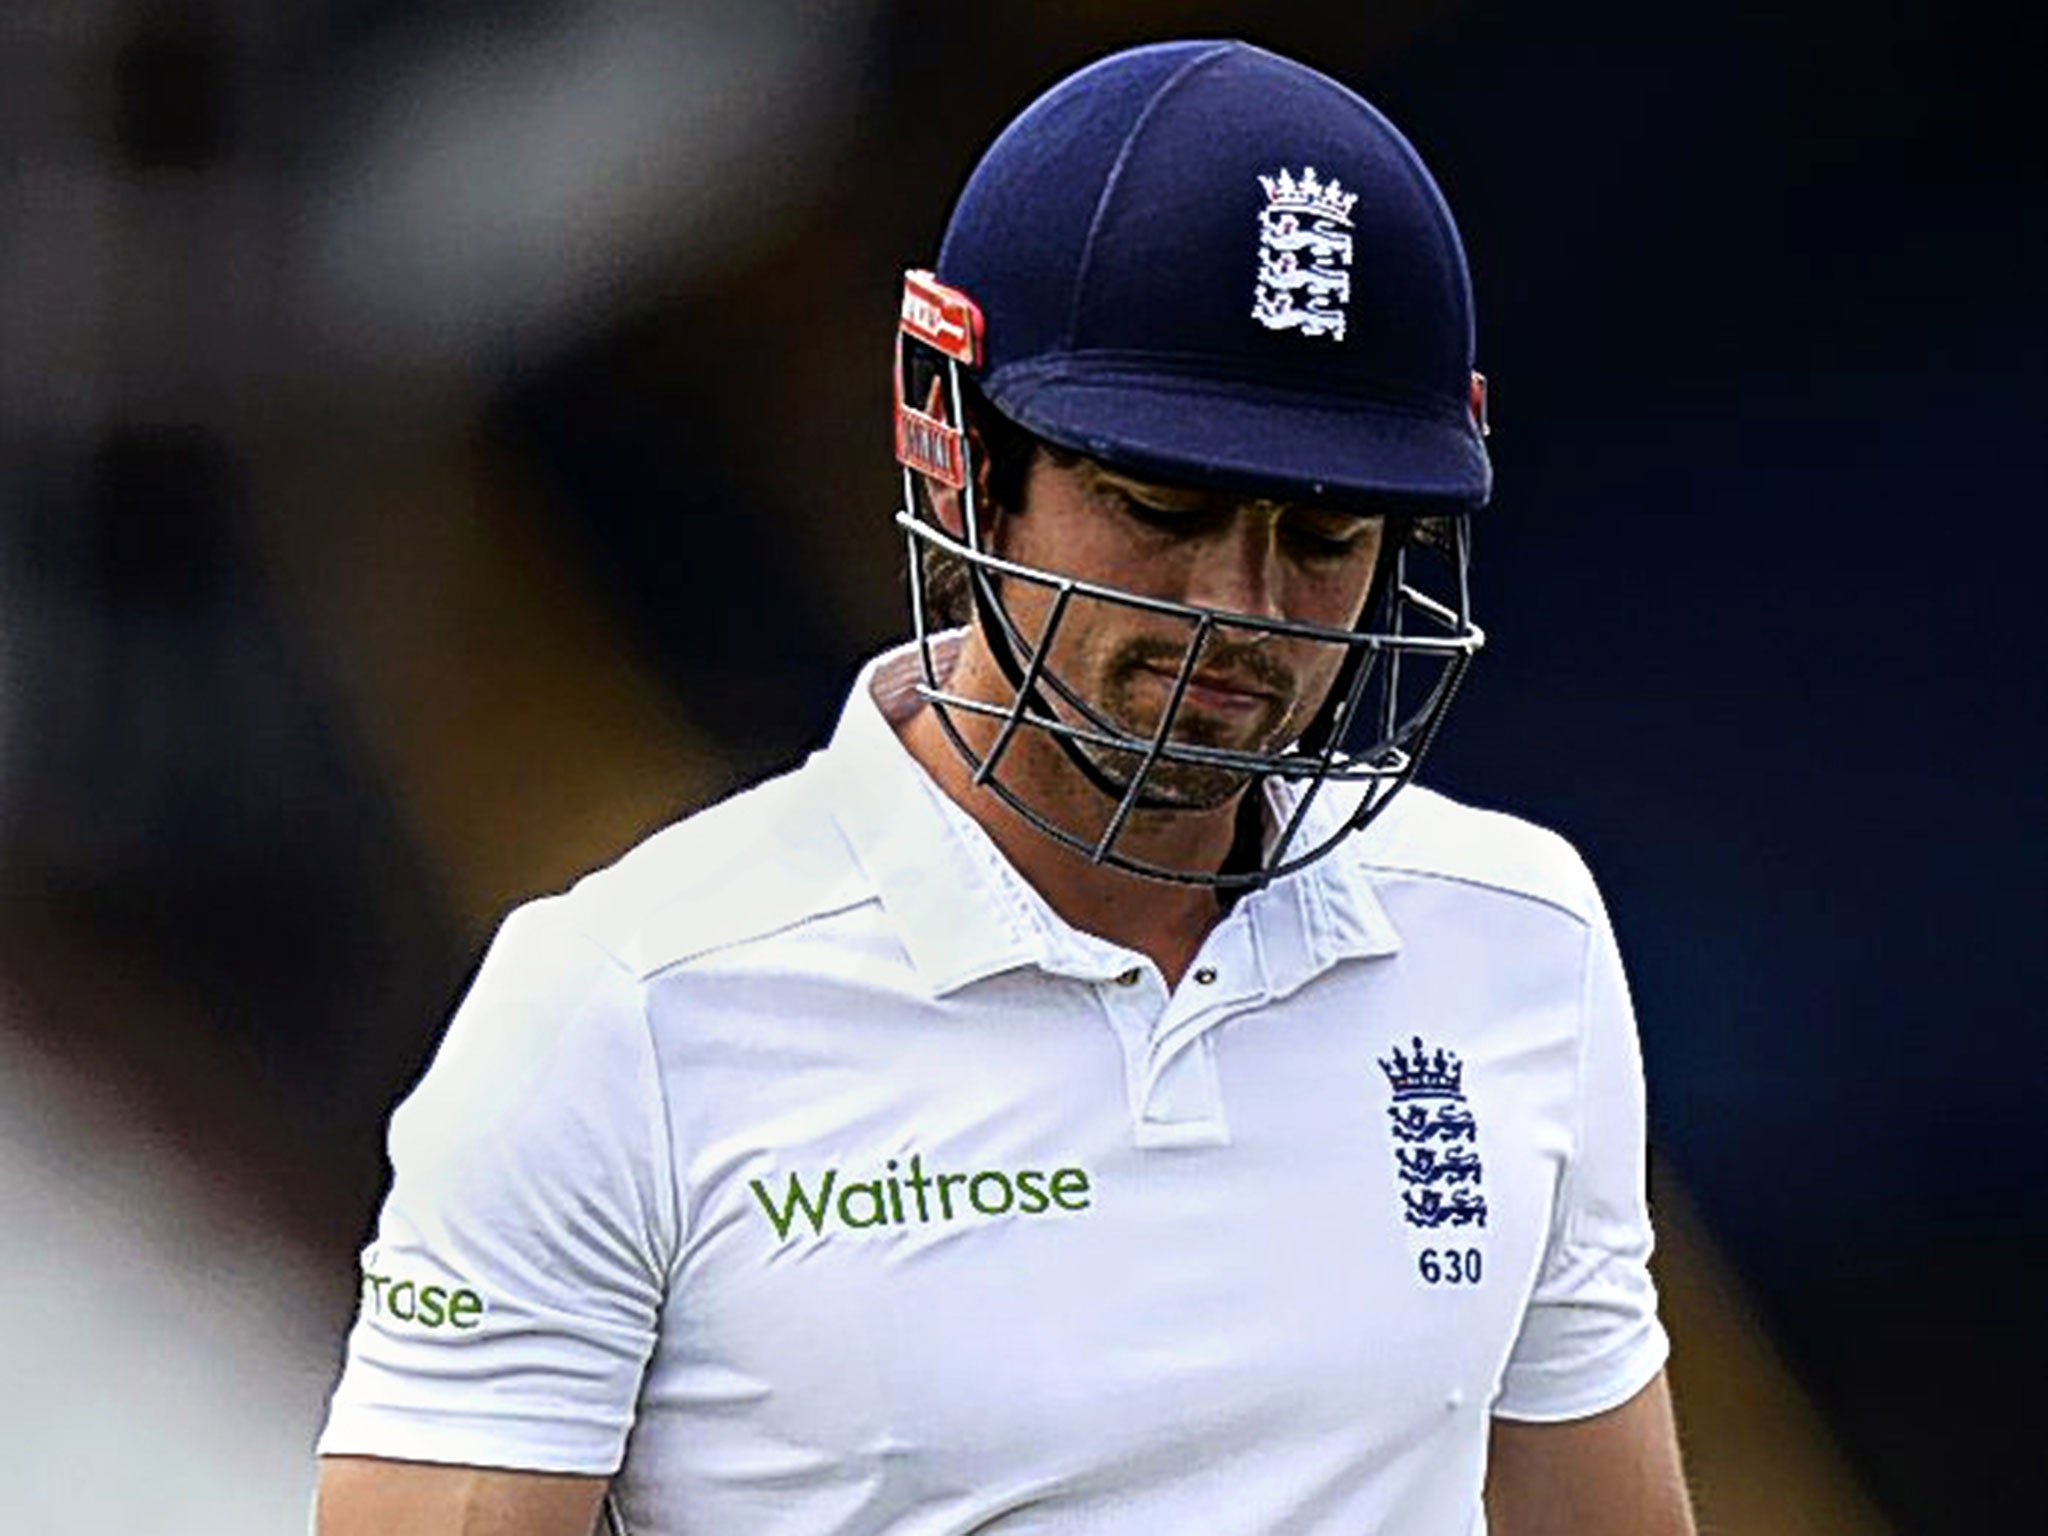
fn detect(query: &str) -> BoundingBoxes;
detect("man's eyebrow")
[1094,470,1266,513]
[1295,505,1383,526]
[1090,467,1206,502]
[1089,465,1386,526]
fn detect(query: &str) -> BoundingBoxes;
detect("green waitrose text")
[360,1267,485,1330]
[751,1153,1093,1239]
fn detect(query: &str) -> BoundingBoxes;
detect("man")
[317,39,1694,1536]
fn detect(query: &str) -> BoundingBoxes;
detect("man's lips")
[1138,662,1279,711]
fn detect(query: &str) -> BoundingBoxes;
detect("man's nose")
[1186,512,1287,625]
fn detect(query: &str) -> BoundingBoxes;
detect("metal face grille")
[893,325,1484,888]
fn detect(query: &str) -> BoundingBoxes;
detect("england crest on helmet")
[1252,166,1358,341]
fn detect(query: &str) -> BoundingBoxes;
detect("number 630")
[1419,1246,1482,1284]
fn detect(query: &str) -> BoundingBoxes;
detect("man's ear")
[923,388,994,541]
[927,472,967,538]
[915,375,968,538]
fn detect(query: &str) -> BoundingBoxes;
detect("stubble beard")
[1080,634,1303,811]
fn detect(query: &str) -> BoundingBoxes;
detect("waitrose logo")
[750,1153,1094,1240]
[358,1263,485,1331]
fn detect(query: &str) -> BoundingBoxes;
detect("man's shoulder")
[545,757,876,982]
[1348,783,1602,926]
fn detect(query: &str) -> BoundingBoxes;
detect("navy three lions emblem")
[1378,1036,1488,1230]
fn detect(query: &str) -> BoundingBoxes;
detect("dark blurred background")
[2,2,2038,1530]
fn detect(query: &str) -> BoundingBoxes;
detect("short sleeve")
[1493,886,1669,1422]
[317,897,679,1472]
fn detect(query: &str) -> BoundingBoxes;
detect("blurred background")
[1,1,2039,1530]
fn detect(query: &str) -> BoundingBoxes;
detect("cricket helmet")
[893,39,1490,887]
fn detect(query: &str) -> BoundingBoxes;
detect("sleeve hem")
[1489,1326,1669,1425]
[316,1402,626,1477]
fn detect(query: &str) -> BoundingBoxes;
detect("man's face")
[988,452,1386,809]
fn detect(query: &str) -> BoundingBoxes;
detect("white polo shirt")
[319,639,1668,1535]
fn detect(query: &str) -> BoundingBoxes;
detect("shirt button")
[1115,967,1141,987]
[1194,967,1218,985]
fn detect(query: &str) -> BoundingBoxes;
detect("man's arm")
[315,1456,610,1536]
[1484,1369,1695,1536]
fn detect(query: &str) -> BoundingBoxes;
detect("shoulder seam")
[572,889,880,985]
[577,926,688,1277]
[1357,858,1594,927]
[507,916,689,1293]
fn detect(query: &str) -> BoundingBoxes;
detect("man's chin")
[1076,688,1294,808]
[1139,765,1254,812]
[1079,740,1257,813]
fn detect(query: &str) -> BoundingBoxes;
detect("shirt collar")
[821,638,1060,994]
[820,638,1402,998]
[1238,771,1404,1000]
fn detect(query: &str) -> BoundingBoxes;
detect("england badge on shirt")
[1379,1035,1489,1234]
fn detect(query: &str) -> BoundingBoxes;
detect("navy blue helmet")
[893,40,1490,886]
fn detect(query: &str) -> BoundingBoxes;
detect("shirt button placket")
[1095,963,1163,1132]
[1133,960,1241,1147]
